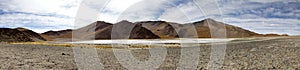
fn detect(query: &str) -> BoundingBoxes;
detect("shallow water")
[67,38,236,44]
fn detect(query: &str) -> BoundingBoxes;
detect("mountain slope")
[45,20,160,41]
[135,18,262,38]
[136,21,179,38]
[111,20,160,39]
[192,18,261,38]
[0,28,46,42]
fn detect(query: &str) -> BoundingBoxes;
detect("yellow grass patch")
[9,42,73,47]
[9,42,47,44]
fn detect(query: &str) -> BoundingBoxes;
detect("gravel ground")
[0,37,299,70]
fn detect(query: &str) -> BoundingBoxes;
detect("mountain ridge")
[0,19,288,42]
[40,18,288,41]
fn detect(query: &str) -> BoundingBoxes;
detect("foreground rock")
[0,37,299,69]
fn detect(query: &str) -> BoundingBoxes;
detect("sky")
[0,0,299,35]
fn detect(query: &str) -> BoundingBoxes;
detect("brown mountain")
[192,18,261,38]
[42,29,72,36]
[0,18,286,42]
[43,20,160,41]
[111,20,160,39]
[41,29,72,41]
[0,28,46,42]
[74,21,113,40]
[136,18,262,38]
[41,18,287,41]
[136,21,179,38]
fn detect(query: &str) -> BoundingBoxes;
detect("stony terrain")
[0,37,299,70]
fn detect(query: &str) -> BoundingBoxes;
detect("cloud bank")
[0,0,299,35]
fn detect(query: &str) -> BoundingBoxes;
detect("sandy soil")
[0,37,299,70]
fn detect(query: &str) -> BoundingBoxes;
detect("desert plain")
[0,36,299,70]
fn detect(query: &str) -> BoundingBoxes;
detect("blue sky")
[0,0,299,35]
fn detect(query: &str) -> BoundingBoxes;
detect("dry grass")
[9,42,73,47]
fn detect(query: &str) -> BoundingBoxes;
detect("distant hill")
[41,29,73,41]
[137,18,264,38]
[192,18,261,38]
[0,18,287,42]
[0,28,46,42]
[42,20,160,41]
[38,18,288,41]
[73,20,160,40]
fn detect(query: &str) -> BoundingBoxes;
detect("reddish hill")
[0,28,46,42]
[42,20,160,41]
[135,18,263,38]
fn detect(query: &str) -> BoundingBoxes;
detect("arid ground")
[0,37,299,70]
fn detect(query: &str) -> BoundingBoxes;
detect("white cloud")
[0,0,81,17]
[75,0,145,27]
[222,17,300,35]
[97,0,144,23]
[248,0,298,3]
[0,0,81,33]
[158,1,203,23]
[0,13,74,33]
[0,0,299,35]
[120,0,170,21]
[99,0,171,23]
[74,0,107,28]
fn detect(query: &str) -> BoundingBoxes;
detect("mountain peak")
[192,18,218,25]
[136,20,167,23]
[96,21,110,24]
[204,18,214,21]
[118,20,131,23]
[15,27,29,31]
[94,21,113,26]
[202,18,218,23]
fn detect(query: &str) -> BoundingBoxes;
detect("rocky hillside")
[136,21,179,38]
[136,18,271,38]
[42,20,160,41]
[41,29,72,41]
[0,18,287,42]
[0,28,46,42]
[111,20,160,39]
[192,18,261,38]
[40,18,288,41]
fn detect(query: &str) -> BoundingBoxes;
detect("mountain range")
[0,18,288,42]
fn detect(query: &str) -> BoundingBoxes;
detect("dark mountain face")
[136,21,179,38]
[49,20,160,40]
[0,28,46,42]
[42,29,72,36]
[93,20,160,39]
[111,20,160,39]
